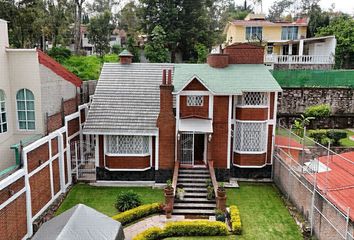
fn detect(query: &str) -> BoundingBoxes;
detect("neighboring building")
[0,19,82,172]
[224,14,336,69]
[83,45,282,184]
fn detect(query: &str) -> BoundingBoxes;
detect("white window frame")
[105,135,150,156]
[245,26,263,40]
[236,92,268,108]
[16,89,35,131]
[234,120,267,154]
[0,90,7,134]
[187,95,204,107]
[281,26,299,40]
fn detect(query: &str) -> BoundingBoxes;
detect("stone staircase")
[173,167,216,216]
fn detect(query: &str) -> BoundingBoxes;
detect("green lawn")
[340,129,354,147]
[167,182,302,240]
[56,183,164,216]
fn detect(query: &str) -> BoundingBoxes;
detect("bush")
[229,205,242,235]
[133,227,163,240]
[328,130,347,146]
[47,47,72,63]
[133,221,229,240]
[112,203,162,225]
[308,129,328,143]
[308,129,347,146]
[304,104,331,118]
[115,191,142,212]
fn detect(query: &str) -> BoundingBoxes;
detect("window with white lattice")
[107,135,149,155]
[187,96,203,106]
[234,121,267,153]
[237,92,268,106]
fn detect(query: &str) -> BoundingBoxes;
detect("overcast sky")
[249,0,354,15]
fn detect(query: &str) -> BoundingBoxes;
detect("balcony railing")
[264,54,334,64]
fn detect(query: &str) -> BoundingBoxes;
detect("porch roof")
[178,118,213,133]
[173,64,282,94]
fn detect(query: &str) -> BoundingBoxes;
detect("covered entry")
[178,118,213,166]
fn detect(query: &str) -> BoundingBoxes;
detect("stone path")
[123,215,185,240]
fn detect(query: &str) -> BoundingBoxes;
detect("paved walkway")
[123,215,185,240]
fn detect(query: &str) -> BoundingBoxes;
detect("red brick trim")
[233,152,266,166]
[236,108,268,121]
[105,155,150,169]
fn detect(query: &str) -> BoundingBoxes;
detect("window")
[16,89,35,130]
[107,135,149,155]
[281,26,298,40]
[187,96,203,106]
[0,90,7,133]
[234,121,267,152]
[237,92,268,106]
[246,27,262,40]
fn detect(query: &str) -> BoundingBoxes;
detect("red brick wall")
[234,153,266,166]
[99,135,104,167]
[207,54,229,68]
[63,98,77,116]
[236,107,268,120]
[68,118,79,136]
[80,108,86,123]
[267,125,274,163]
[208,96,229,168]
[269,92,275,120]
[0,178,25,205]
[180,95,209,118]
[47,112,62,133]
[51,137,58,156]
[224,43,264,64]
[52,158,60,194]
[27,143,49,173]
[184,79,208,91]
[0,193,27,240]
[29,166,51,216]
[105,155,150,169]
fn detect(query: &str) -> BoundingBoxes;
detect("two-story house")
[0,19,82,173]
[224,14,336,69]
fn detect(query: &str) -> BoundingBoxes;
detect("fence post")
[75,142,79,180]
[310,158,317,236]
[345,207,350,240]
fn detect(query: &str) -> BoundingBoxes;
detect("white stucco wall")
[39,64,77,116]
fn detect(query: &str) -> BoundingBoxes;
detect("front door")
[180,133,205,166]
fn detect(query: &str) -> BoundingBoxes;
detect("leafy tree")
[111,44,123,54]
[118,1,140,39]
[267,0,293,21]
[87,11,114,56]
[47,47,72,63]
[74,0,86,54]
[144,25,169,63]
[127,37,140,62]
[293,114,315,137]
[317,15,354,69]
[194,43,208,63]
[86,0,120,14]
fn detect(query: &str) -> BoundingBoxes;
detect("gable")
[183,78,208,91]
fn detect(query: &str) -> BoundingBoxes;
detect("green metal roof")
[172,64,282,94]
[119,49,133,57]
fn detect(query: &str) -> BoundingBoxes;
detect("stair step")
[174,203,216,208]
[179,174,210,178]
[184,187,207,192]
[179,169,209,174]
[175,197,215,203]
[173,209,215,215]
[184,192,208,197]
[179,182,206,187]
[178,178,210,182]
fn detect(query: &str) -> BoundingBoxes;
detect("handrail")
[207,160,218,198]
[172,161,180,196]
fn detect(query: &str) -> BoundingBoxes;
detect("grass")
[56,183,164,216]
[166,182,302,240]
[340,129,354,147]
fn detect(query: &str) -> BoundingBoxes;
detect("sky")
[247,0,354,15]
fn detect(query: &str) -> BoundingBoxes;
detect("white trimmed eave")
[173,75,216,95]
[82,130,159,136]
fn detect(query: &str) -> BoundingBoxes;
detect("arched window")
[16,89,35,130]
[0,90,7,133]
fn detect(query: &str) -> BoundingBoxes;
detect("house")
[224,14,336,69]
[0,19,82,173]
[83,45,282,183]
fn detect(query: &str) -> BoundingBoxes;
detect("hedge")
[133,220,229,240]
[112,203,162,225]
[229,205,242,234]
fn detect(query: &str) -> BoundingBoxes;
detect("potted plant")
[215,209,226,222]
[207,185,215,200]
[217,182,226,198]
[176,188,185,200]
[164,179,174,196]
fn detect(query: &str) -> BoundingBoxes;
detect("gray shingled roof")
[83,63,173,135]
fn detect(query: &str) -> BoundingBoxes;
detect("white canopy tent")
[32,204,124,240]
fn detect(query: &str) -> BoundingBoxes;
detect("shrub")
[115,191,142,212]
[304,104,331,118]
[328,130,347,146]
[47,47,72,63]
[133,227,164,240]
[308,129,348,146]
[112,203,162,225]
[308,129,328,143]
[163,221,229,237]
[229,205,242,234]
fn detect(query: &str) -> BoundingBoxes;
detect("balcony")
[264,54,334,65]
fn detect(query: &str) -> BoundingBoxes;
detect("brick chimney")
[119,49,133,64]
[224,43,264,64]
[207,54,229,68]
[156,69,175,179]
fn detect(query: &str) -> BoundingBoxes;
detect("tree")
[144,25,169,63]
[117,1,140,39]
[267,0,293,21]
[87,11,114,56]
[74,0,85,54]
[317,15,354,69]
[194,43,208,63]
[127,37,140,62]
[86,0,120,14]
